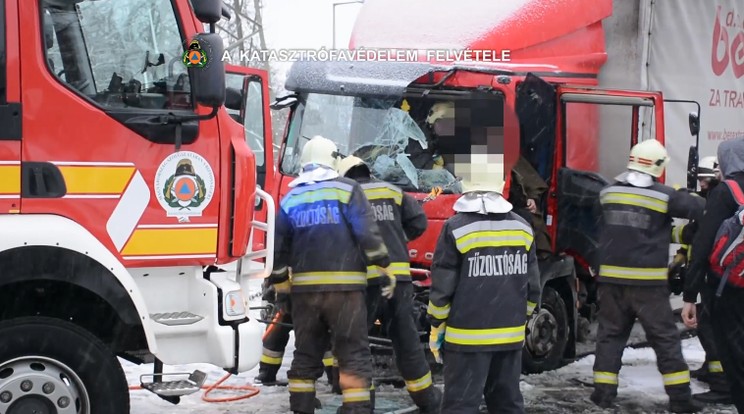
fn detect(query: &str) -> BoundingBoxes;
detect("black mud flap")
[556,168,608,268]
[515,73,557,184]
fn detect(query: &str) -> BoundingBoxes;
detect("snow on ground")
[124,334,737,413]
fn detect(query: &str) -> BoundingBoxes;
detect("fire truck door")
[515,73,557,184]
[0,0,21,214]
[225,65,274,251]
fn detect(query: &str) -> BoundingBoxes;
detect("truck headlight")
[224,290,247,318]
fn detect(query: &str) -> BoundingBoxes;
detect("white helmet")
[460,179,505,194]
[336,155,369,177]
[300,135,340,170]
[627,139,669,178]
[426,102,455,125]
[698,156,719,178]
[456,152,506,194]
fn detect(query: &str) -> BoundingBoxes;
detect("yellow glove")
[527,301,537,317]
[429,323,445,364]
[378,266,396,299]
[670,252,687,268]
[273,280,291,295]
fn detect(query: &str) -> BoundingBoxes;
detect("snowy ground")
[124,335,737,413]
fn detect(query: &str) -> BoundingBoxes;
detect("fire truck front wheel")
[0,316,129,414]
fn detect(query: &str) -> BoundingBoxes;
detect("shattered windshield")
[280,93,462,194]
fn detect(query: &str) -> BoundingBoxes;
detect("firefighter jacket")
[426,211,541,353]
[356,178,427,285]
[670,185,716,258]
[270,176,391,293]
[597,181,704,286]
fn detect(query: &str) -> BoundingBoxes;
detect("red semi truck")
[269,0,737,376]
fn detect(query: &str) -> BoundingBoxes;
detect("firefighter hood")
[717,137,744,179]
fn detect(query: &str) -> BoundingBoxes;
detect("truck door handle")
[21,162,66,198]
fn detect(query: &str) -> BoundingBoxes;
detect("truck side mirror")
[687,145,699,191]
[188,33,225,108]
[225,87,243,111]
[688,112,700,136]
[190,0,222,24]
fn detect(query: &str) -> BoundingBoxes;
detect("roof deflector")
[284,60,450,98]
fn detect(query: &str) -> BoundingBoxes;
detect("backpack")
[708,179,744,296]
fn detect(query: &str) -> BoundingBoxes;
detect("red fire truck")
[0,0,275,412]
[272,0,702,375]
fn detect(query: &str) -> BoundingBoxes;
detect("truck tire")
[0,316,129,414]
[522,286,569,374]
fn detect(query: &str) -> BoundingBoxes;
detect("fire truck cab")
[0,0,274,412]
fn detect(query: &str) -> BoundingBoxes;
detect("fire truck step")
[150,311,204,326]
[140,370,207,399]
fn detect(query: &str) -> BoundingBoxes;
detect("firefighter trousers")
[440,349,523,414]
[259,305,334,380]
[288,290,373,414]
[697,286,730,393]
[709,283,744,412]
[366,282,441,410]
[593,284,691,401]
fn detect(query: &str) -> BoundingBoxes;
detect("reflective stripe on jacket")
[358,179,427,284]
[271,177,390,292]
[427,211,541,352]
[597,182,703,286]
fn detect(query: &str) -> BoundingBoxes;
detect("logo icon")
[183,40,208,68]
[154,151,215,219]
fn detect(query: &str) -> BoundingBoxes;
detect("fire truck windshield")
[41,0,193,111]
[280,92,463,194]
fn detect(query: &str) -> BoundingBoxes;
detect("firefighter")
[592,139,705,413]
[254,280,335,386]
[509,155,552,259]
[682,137,744,413]
[668,156,730,404]
[427,155,541,413]
[336,155,442,413]
[267,135,395,414]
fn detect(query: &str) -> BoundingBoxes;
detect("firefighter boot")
[254,364,280,386]
[325,366,334,385]
[693,372,733,405]
[590,384,617,409]
[293,399,322,414]
[669,398,704,413]
[690,364,710,383]
[331,366,342,395]
[415,386,442,414]
[693,391,733,405]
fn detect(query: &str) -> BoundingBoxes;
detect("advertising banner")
[647,0,744,187]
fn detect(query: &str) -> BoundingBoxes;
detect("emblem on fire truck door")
[154,151,215,219]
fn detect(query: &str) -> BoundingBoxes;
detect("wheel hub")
[526,308,558,357]
[0,356,90,414]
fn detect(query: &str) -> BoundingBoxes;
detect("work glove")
[272,279,291,296]
[429,323,445,364]
[527,301,538,317]
[668,255,686,296]
[377,266,396,299]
